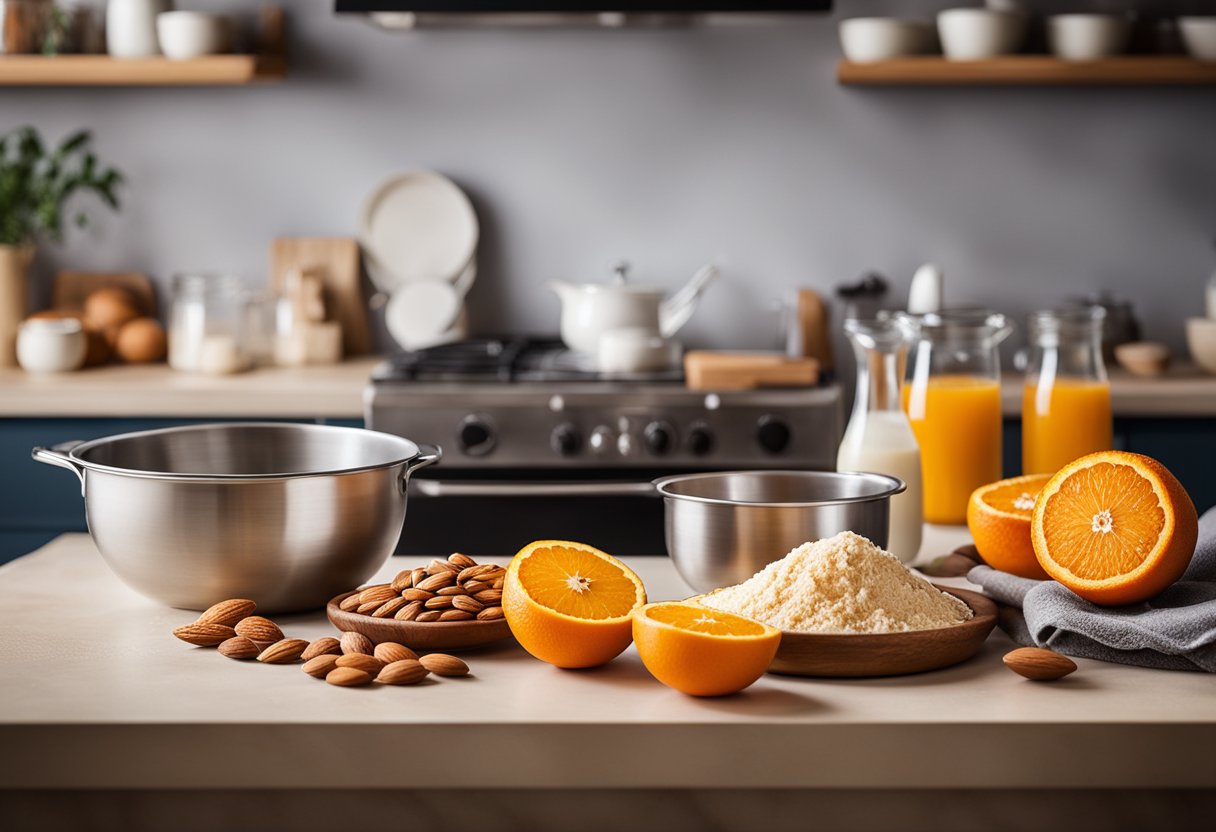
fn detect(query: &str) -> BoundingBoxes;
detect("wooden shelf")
[837,56,1216,86]
[0,6,284,87]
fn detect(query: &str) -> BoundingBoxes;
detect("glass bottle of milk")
[836,317,924,563]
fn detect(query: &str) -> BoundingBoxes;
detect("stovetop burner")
[372,337,684,384]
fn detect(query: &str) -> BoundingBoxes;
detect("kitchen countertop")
[0,359,380,419]
[2,526,1214,792]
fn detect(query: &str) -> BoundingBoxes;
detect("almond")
[395,600,424,621]
[452,595,484,613]
[374,642,418,664]
[1003,647,1077,682]
[457,564,494,583]
[435,586,466,597]
[377,659,429,686]
[233,616,283,644]
[492,576,505,590]
[424,596,454,610]
[335,653,385,675]
[339,594,363,612]
[416,572,455,592]
[339,631,374,656]
[357,600,389,615]
[427,558,459,574]
[474,589,503,604]
[358,585,397,606]
[303,654,340,679]
[390,569,415,592]
[196,599,257,628]
[400,588,434,602]
[415,610,442,622]
[257,638,309,664]
[439,609,474,621]
[326,667,372,687]
[410,567,427,587]
[463,580,489,594]
[217,636,260,659]
[173,623,235,647]
[301,637,341,661]
[448,553,477,569]
[419,653,469,677]
[372,597,410,618]
[476,606,504,621]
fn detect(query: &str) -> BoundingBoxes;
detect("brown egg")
[114,318,167,364]
[82,328,112,367]
[84,287,141,332]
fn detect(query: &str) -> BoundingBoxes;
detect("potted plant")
[0,126,123,365]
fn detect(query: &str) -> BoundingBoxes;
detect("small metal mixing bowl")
[653,470,905,593]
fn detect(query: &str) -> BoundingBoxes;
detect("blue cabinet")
[0,418,362,564]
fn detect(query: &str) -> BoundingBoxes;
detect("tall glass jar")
[168,274,251,375]
[899,309,1013,525]
[836,317,923,563]
[1021,308,1112,475]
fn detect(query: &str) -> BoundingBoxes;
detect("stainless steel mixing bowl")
[33,423,440,613]
[653,470,905,593]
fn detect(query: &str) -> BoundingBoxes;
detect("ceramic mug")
[1047,14,1130,61]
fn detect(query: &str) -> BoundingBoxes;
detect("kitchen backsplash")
[3,0,1214,355]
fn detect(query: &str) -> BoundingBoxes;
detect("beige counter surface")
[2,527,1214,792]
[0,359,380,419]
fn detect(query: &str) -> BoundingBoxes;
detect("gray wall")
[5,0,1216,359]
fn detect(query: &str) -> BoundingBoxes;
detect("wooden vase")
[0,245,35,367]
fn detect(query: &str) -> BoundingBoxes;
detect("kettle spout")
[659,264,718,339]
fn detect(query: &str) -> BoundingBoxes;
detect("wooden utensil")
[327,592,514,652]
[796,288,834,372]
[270,237,370,356]
[52,271,155,316]
[685,351,819,391]
[766,586,997,677]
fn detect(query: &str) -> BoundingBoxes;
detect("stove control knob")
[457,415,496,457]
[550,423,582,457]
[756,415,791,455]
[589,425,615,456]
[686,423,714,456]
[643,421,675,456]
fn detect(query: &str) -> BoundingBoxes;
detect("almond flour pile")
[700,531,972,634]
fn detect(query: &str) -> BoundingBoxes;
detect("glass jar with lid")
[168,274,251,375]
[1021,307,1112,475]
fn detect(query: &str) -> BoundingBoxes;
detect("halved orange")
[632,602,780,697]
[1031,451,1198,606]
[967,473,1054,580]
[503,540,646,668]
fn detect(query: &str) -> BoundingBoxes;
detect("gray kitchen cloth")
[967,506,1216,673]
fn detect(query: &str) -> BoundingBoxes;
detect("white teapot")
[548,262,718,355]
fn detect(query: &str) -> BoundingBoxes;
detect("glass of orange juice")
[899,309,1012,525]
[1022,308,1112,475]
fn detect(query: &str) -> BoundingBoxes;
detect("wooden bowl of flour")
[765,586,997,678]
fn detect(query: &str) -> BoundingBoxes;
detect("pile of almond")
[172,598,471,688]
[338,553,505,623]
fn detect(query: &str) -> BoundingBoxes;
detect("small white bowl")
[1047,14,1130,62]
[17,318,87,374]
[1186,318,1216,375]
[839,17,936,64]
[1114,341,1171,378]
[937,8,1027,61]
[1180,17,1216,62]
[156,11,228,61]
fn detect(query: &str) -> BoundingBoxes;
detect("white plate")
[384,268,474,352]
[359,170,479,292]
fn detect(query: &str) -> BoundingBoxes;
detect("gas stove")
[365,338,841,554]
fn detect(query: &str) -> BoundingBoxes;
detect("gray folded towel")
[968,506,1216,673]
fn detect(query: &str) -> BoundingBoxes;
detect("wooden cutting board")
[796,288,834,373]
[684,351,819,391]
[270,237,371,356]
[52,272,156,316]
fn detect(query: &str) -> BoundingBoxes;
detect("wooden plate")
[327,592,514,653]
[766,586,997,678]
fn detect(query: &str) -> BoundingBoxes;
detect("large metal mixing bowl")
[33,423,440,613]
[653,470,905,593]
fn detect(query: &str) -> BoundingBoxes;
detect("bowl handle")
[32,440,87,495]
[400,444,442,492]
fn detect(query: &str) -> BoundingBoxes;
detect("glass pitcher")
[836,317,923,563]
[1022,308,1112,475]
[898,309,1013,525]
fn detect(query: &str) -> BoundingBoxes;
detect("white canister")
[107,0,170,58]
[17,318,87,374]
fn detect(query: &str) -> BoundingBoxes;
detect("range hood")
[336,2,833,28]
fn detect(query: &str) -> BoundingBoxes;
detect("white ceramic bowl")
[156,11,227,60]
[1186,317,1216,375]
[1047,14,1130,61]
[937,8,1027,61]
[839,17,936,63]
[17,318,87,374]
[1180,17,1216,62]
